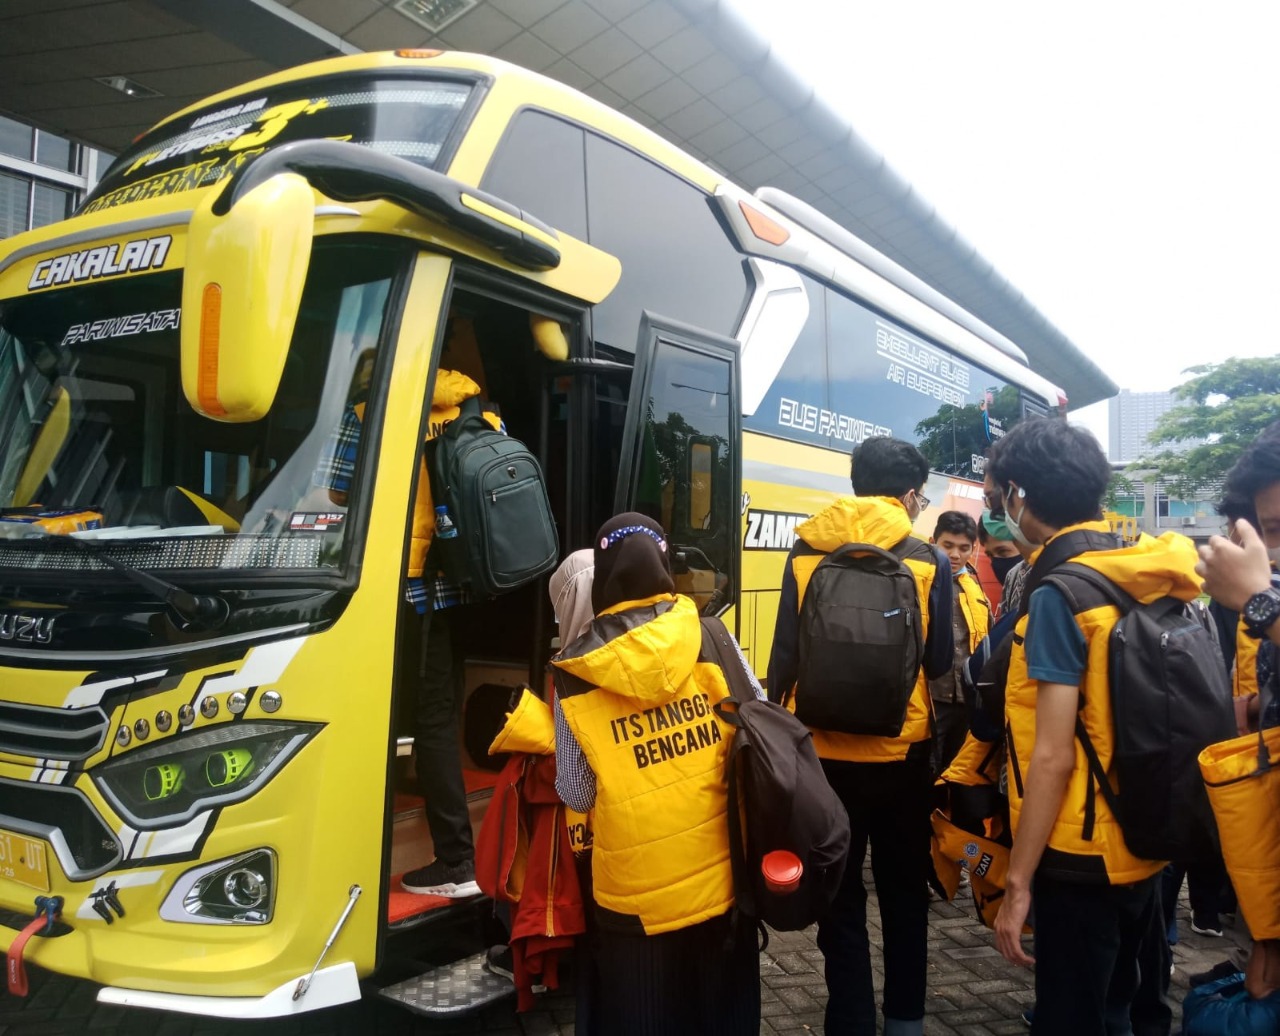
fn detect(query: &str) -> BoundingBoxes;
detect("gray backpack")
[792,538,929,736]
[429,397,558,597]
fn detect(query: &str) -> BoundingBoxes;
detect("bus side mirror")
[181,173,314,422]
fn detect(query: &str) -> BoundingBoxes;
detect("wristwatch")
[1242,586,1280,639]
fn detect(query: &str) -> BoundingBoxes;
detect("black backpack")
[430,397,558,597]
[702,616,851,935]
[792,537,931,736]
[1042,556,1236,863]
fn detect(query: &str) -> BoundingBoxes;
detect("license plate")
[0,829,49,893]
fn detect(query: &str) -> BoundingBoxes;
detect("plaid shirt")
[313,404,471,614]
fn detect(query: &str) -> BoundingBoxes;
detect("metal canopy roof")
[0,0,1117,407]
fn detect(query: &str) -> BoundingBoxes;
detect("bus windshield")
[0,238,404,583]
[84,75,475,214]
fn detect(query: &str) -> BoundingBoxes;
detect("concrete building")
[1108,389,1180,463]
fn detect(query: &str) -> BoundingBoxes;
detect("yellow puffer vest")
[1005,521,1202,885]
[957,570,991,654]
[406,370,502,579]
[551,593,735,935]
[786,496,939,763]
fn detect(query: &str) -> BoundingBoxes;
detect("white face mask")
[1004,486,1038,548]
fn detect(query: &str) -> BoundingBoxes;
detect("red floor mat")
[387,873,455,924]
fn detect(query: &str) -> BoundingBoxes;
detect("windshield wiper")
[30,531,230,630]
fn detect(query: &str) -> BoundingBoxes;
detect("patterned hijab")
[591,512,674,614]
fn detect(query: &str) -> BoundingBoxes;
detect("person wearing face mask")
[987,417,1205,1035]
[768,436,953,1036]
[928,510,992,776]
[976,511,1022,614]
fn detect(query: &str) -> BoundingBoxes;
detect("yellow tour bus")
[0,49,1064,1019]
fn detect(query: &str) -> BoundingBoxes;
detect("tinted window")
[585,134,749,352]
[86,77,473,214]
[631,337,736,613]
[744,282,1020,482]
[480,110,587,240]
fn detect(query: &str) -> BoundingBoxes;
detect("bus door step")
[375,952,513,1017]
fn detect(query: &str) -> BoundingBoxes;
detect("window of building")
[35,132,75,173]
[0,115,33,161]
[31,183,72,229]
[0,172,31,239]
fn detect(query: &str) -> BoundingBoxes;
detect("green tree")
[1105,470,1137,513]
[1138,356,1280,497]
[914,384,1021,478]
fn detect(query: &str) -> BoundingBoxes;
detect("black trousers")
[592,910,760,1036]
[400,601,473,866]
[1161,856,1229,929]
[817,751,933,1033]
[1032,872,1162,1036]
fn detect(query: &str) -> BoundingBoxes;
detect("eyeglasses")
[914,490,931,511]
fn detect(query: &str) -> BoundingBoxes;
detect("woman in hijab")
[550,513,760,1036]
[548,548,595,648]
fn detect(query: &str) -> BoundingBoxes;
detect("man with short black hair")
[988,418,1200,1034]
[769,436,952,1036]
[929,510,990,774]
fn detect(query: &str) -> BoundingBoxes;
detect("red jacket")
[476,689,586,1011]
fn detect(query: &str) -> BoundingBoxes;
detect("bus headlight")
[92,721,321,829]
[161,848,277,924]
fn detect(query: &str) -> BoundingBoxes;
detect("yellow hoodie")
[773,496,943,763]
[551,593,735,935]
[407,369,501,578]
[1005,521,1202,884]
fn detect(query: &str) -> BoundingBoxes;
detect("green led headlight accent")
[206,747,255,788]
[143,762,186,801]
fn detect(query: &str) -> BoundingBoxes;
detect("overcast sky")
[725,0,1280,442]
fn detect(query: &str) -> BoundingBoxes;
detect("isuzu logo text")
[0,614,55,644]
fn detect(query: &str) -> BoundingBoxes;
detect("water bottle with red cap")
[761,849,804,896]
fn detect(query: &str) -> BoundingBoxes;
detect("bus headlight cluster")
[162,848,277,925]
[92,721,321,829]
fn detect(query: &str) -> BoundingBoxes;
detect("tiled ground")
[0,872,1252,1035]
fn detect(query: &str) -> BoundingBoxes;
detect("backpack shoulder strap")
[1042,563,1135,616]
[894,534,936,564]
[700,616,760,925]
[700,616,755,711]
[1019,529,1122,618]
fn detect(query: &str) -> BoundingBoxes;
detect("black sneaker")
[484,944,546,993]
[401,858,480,897]
[1191,913,1224,938]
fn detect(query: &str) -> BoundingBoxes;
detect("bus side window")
[479,110,588,240]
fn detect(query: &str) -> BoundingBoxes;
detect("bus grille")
[0,778,122,880]
[0,701,109,760]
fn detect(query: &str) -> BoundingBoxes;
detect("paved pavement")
[0,872,1252,1035]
